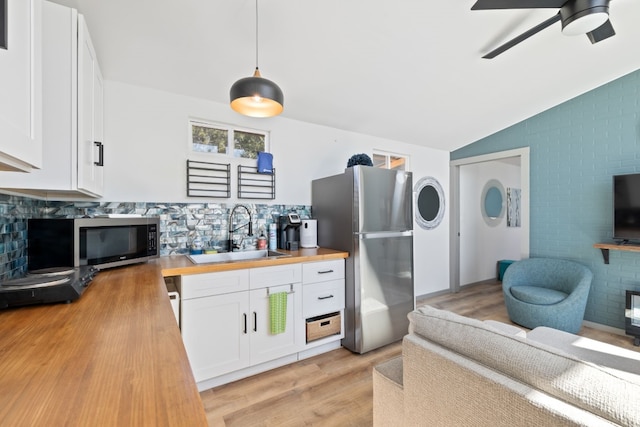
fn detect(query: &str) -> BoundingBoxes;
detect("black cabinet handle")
[94,141,104,166]
[318,295,334,300]
[318,270,334,274]
[253,311,257,332]
[243,313,247,334]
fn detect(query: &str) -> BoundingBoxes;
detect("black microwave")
[28,217,159,271]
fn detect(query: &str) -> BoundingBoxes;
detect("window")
[373,151,408,171]
[190,120,268,159]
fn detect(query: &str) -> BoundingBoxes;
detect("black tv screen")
[614,173,640,242]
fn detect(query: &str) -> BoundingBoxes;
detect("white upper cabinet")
[77,13,103,196]
[0,1,104,198]
[0,0,43,172]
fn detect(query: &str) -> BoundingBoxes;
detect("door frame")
[449,147,530,292]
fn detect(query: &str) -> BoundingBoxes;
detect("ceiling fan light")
[562,11,608,35]
[230,69,284,118]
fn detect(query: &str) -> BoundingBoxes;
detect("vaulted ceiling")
[50,0,640,151]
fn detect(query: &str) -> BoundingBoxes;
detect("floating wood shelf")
[594,243,640,264]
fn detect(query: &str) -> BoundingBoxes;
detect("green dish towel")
[269,291,288,335]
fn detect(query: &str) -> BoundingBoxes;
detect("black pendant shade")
[229,0,284,118]
[230,68,283,118]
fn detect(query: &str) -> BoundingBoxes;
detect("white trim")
[188,118,270,158]
[450,147,530,293]
[372,149,410,171]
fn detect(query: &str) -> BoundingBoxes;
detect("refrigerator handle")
[357,231,413,239]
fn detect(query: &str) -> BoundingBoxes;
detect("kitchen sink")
[187,249,290,264]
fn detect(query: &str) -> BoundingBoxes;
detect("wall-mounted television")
[613,173,640,243]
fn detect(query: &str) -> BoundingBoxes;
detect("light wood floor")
[199,281,639,426]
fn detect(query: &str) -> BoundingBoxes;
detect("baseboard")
[582,320,626,336]
[416,279,499,303]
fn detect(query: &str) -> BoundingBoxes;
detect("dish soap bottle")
[257,228,267,250]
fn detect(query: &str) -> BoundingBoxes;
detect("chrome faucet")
[228,204,253,251]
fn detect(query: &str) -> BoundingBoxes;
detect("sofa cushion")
[409,305,640,426]
[510,285,568,305]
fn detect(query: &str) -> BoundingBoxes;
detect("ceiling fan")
[472,0,616,59]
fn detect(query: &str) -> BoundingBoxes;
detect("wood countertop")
[157,247,349,277]
[0,248,347,426]
[0,262,207,427]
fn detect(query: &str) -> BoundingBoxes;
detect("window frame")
[188,119,270,159]
[373,150,410,171]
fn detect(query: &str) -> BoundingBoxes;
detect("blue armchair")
[502,258,593,334]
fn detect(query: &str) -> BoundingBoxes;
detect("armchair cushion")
[510,285,568,305]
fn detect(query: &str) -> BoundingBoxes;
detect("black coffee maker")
[278,213,301,250]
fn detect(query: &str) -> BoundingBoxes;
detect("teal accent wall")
[452,68,640,330]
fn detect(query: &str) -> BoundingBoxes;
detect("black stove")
[0,266,98,310]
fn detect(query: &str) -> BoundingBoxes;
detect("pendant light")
[230,0,283,118]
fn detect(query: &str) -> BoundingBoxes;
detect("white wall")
[459,159,521,285]
[103,80,450,296]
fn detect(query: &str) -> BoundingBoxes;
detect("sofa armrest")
[373,356,403,427]
[527,326,640,379]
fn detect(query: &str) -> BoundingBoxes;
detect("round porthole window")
[414,176,445,230]
[481,179,505,227]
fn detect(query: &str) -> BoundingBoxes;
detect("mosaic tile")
[0,197,313,277]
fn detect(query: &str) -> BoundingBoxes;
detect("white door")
[0,0,42,171]
[249,283,303,366]
[181,292,250,383]
[77,14,103,195]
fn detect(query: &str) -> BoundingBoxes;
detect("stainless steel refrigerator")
[312,166,414,354]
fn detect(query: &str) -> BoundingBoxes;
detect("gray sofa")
[373,305,640,426]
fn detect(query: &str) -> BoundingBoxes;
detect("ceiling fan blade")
[483,13,561,59]
[587,19,615,43]
[471,0,566,10]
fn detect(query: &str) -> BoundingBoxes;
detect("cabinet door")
[249,283,303,366]
[77,14,103,196]
[181,292,250,383]
[0,0,42,171]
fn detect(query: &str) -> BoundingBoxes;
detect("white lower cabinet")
[181,291,250,382]
[249,284,302,366]
[179,264,304,385]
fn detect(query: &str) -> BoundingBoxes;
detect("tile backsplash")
[0,195,311,280]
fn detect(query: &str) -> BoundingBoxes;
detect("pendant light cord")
[255,0,259,70]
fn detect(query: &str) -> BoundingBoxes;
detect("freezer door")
[351,232,414,353]
[353,166,413,233]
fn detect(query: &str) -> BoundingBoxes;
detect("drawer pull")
[318,270,334,274]
[318,295,334,300]
[320,320,330,326]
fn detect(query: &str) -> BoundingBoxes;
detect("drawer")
[181,270,249,299]
[303,279,345,318]
[250,263,302,289]
[306,312,341,343]
[302,260,344,284]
